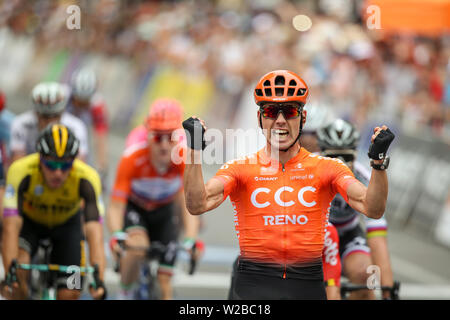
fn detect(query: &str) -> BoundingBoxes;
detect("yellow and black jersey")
[3,153,104,228]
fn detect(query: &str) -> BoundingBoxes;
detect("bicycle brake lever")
[189,243,197,275]
[5,259,19,286]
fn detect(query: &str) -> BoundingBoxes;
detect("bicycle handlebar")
[2,259,105,299]
[15,263,95,273]
[4,259,19,288]
[340,280,401,300]
[89,263,107,300]
[113,239,199,276]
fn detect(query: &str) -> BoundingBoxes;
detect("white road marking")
[173,271,231,289]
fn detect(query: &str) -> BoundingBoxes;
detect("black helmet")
[317,119,360,151]
[36,123,79,159]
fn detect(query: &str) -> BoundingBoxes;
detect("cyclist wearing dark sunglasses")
[317,119,394,300]
[1,124,106,300]
[182,69,394,300]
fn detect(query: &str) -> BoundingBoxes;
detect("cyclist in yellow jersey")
[1,124,106,300]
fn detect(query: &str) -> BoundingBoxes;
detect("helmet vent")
[297,88,306,96]
[255,89,263,96]
[263,80,271,86]
[275,87,284,96]
[289,79,297,86]
[287,88,295,96]
[274,76,285,85]
[264,88,272,96]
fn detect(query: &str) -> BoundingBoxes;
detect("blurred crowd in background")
[0,0,449,147]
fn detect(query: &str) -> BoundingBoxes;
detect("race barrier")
[385,130,450,248]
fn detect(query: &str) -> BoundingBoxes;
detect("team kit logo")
[248,185,319,226]
[251,186,317,208]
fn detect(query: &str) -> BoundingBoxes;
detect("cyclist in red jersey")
[107,99,200,300]
[182,70,395,299]
[322,222,342,300]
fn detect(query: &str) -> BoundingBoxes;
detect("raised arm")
[182,117,227,215]
[346,172,387,219]
[183,148,226,215]
[346,125,394,219]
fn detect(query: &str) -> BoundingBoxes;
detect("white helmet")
[32,82,68,116]
[71,67,97,101]
[317,118,360,151]
[302,102,334,133]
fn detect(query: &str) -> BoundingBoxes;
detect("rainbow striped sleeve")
[365,215,388,238]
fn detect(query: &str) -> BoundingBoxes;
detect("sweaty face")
[40,156,73,189]
[259,105,305,151]
[148,130,178,166]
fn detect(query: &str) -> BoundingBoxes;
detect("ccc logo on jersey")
[250,186,317,208]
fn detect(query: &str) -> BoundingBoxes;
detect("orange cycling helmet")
[146,98,183,132]
[254,70,309,106]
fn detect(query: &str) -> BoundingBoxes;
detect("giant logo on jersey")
[250,186,317,208]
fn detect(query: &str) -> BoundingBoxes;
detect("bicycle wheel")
[134,264,151,300]
[146,262,161,300]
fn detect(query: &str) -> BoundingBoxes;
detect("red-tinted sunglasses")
[260,103,303,120]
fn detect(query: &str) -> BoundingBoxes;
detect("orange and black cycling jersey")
[111,142,185,211]
[213,147,358,278]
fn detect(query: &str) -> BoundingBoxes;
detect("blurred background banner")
[364,0,450,36]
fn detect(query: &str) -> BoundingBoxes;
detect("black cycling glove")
[182,117,206,150]
[90,279,107,300]
[368,128,395,160]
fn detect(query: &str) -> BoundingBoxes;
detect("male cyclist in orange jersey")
[182,70,395,300]
[107,99,201,300]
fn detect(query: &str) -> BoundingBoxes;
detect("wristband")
[370,156,390,170]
